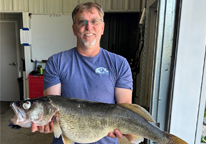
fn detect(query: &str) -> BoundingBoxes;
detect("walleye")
[10,95,187,144]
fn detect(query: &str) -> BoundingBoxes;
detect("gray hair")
[72,2,104,24]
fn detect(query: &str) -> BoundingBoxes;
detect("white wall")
[170,0,206,143]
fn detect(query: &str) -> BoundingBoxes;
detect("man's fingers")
[31,123,38,133]
[50,121,54,132]
[31,122,54,134]
[31,121,54,134]
[44,122,53,133]
[113,129,124,139]
[38,125,44,133]
[108,132,117,138]
[44,123,50,133]
[108,129,124,139]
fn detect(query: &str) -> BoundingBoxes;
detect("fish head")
[10,97,58,128]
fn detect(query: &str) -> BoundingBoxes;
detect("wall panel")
[13,0,28,12]
[111,0,127,10]
[129,0,145,11]
[114,0,128,11]
[29,0,45,14]
[63,0,78,14]
[45,0,62,14]
[79,0,95,4]
[0,0,143,13]
[95,0,111,11]
[0,0,13,11]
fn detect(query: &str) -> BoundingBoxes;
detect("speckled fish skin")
[10,95,187,144]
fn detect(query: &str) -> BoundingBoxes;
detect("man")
[31,2,133,144]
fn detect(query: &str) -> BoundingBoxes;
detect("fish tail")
[167,133,188,144]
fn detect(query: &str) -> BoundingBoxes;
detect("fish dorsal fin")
[62,134,74,144]
[125,134,144,144]
[117,103,155,122]
[53,112,62,138]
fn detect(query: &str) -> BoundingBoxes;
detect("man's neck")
[76,45,100,57]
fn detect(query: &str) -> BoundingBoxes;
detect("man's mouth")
[83,31,96,37]
[85,33,94,36]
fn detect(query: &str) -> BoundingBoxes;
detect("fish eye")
[23,101,31,110]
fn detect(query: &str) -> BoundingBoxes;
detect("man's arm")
[108,87,132,139]
[31,83,61,133]
[43,83,61,96]
[114,87,132,104]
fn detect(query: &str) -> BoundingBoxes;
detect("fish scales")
[51,96,119,142]
[49,96,178,143]
[10,95,188,144]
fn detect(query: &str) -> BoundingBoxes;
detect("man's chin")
[82,40,96,47]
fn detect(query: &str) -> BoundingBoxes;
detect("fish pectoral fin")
[125,134,144,144]
[62,134,74,144]
[53,116,62,138]
[53,119,74,144]
[118,103,155,123]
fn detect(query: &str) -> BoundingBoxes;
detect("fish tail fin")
[124,134,144,144]
[167,133,188,144]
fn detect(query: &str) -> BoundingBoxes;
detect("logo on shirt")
[95,67,109,75]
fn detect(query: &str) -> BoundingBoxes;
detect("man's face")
[72,8,104,48]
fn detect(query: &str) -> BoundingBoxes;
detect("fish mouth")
[10,103,26,124]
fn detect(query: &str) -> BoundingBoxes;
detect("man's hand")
[31,121,53,133]
[108,129,124,139]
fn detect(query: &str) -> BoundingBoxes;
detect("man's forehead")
[76,8,101,17]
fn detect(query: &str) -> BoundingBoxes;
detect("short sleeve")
[115,58,133,90]
[43,56,61,90]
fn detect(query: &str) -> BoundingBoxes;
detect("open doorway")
[101,12,140,62]
[0,13,23,101]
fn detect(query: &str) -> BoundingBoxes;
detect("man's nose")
[85,21,93,30]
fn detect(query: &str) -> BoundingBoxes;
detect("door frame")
[142,0,178,143]
[0,19,21,79]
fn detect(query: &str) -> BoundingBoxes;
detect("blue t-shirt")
[44,47,133,144]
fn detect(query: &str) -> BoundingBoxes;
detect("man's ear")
[101,22,105,35]
[72,24,76,36]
